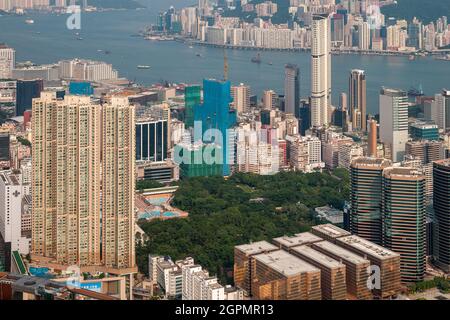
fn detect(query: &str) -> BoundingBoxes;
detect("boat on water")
[25,19,34,24]
[251,53,262,64]
[137,65,151,69]
[196,53,203,57]
[189,46,194,49]
[435,54,450,61]
[268,62,273,65]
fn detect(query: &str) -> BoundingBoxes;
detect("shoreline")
[175,38,425,58]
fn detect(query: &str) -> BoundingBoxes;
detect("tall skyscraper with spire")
[311,14,331,127]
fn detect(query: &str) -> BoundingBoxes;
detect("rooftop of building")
[5,273,64,295]
[0,43,12,49]
[209,282,223,290]
[157,259,177,270]
[337,235,400,260]
[59,58,113,66]
[291,245,345,269]
[380,87,407,97]
[1,273,119,300]
[351,69,365,75]
[434,159,450,168]
[235,240,278,256]
[312,241,370,265]
[253,250,319,276]
[273,232,322,248]
[175,257,195,268]
[285,63,299,70]
[382,167,425,180]
[0,170,21,186]
[311,224,351,239]
[312,14,329,20]
[406,140,442,145]
[410,121,439,129]
[13,64,59,70]
[350,157,392,169]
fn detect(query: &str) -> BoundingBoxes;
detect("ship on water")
[25,19,34,24]
[435,54,450,61]
[137,65,151,69]
[251,53,262,64]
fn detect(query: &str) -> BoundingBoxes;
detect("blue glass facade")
[69,81,94,96]
[410,124,439,141]
[194,79,237,176]
[15,79,43,116]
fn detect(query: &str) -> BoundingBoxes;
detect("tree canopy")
[137,169,349,284]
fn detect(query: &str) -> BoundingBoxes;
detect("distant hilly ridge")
[381,0,450,23]
[245,0,450,24]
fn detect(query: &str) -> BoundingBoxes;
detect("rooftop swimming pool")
[139,210,180,220]
[146,197,169,206]
[29,267,52,278]
[162,212,177,217]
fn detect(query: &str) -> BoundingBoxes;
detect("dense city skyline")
[0,0,449,309]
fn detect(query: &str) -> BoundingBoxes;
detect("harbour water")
[1,5,449,114]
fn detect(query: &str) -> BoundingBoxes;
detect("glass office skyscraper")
[136,119,168,162]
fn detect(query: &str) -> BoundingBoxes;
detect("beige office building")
[336,235,401,299]
[251,250,322,300]
[290,245,347,300]
[311,240,372,300]
[272,232,322,252]
[234,241,278,296]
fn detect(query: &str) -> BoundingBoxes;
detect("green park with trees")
[136,169,349,283]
